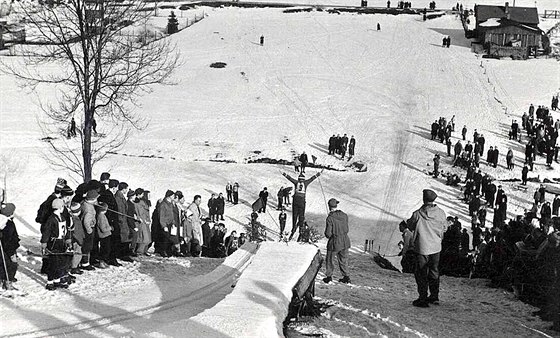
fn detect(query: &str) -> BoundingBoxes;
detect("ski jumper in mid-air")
[282,170,323,239]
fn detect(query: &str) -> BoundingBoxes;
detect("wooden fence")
[543,10,560,18]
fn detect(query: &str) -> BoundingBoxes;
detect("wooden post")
[364,239,368,252]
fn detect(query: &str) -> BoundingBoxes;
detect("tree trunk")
[83,108,93,183]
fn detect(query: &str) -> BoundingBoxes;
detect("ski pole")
[317,176,329,214]
[93,203,140,222]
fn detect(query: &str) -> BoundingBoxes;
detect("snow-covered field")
[1,5,559,337]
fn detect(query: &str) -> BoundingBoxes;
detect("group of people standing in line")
[18,172,253,291]
[327,134,356,161]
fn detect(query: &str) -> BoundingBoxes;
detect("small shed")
[474,2,545,58]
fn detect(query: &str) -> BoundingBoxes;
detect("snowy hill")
[0,6,559,337]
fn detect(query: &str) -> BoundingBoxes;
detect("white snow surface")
[155,242,320,338]
[1,7,560,337]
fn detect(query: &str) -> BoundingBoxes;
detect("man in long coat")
[323,198,351,284]
[188,195,204,254]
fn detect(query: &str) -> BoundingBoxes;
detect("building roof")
[475,5,539,25]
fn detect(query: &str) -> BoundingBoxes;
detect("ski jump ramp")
[159,242,321,338]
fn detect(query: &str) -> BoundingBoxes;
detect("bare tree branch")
[1,0,179,182]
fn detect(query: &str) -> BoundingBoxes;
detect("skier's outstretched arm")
[306,169,324,184]
[282,172,297,185]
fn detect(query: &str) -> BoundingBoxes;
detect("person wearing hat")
[282,169,324,240]
[69,202,85,275]
[258,188,268,214]
[96,202,112,268]
[115,182,132,260]
[41,198,72,290]
[154,190,177,257]
[187,195,204,256]
[80,189,99,270]
[135,189,152,256]
[323,198,351,284]
[98,176,121,267]
[232,183,240,205]
[0,203,20,291]
[406,189,447,307]
[35,178,67,274]
[216,193,225,221]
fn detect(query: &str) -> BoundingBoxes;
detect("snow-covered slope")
[0,7,559,337]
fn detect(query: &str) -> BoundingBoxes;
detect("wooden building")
[474,2,545,58]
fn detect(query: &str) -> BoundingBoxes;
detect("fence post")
[364,239,368,253]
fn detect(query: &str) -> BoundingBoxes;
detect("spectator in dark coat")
[485,182,497,208]
[115,182,132,260]
[36,178,66,274]
[0,204,19,291]
[216,193,225,221]
[299,152,309,173]
[41,199,72,290]
[201,218,212,257]
[348,136,356,160]
[522,164,529,185]
[157,190,177,257]
[328,135,336,155]
[323,198,351,284]
[98,175,120,266]
[208,193,218,222]
[258,188,268,213]
[492,147,499,168]
[277,187,284,210]
[553,195,560,216]
[454,140,463,161]
[340,134,348,159]
[486,146,494,164]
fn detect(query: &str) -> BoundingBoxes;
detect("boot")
[322,276,332,284]
[338,276,351,284]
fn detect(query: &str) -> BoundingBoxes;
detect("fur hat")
[108,179,119,188]
[85,190,100,201]
[423,189,438,203]
[100,172,111,183]
[0,203,16,217]
[60,185,74,197]
[52,198,65,210]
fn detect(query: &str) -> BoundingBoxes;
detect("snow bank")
[176,242,320,338]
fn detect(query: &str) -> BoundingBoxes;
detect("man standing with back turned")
[406,189,447,308]
[323,198,351,284]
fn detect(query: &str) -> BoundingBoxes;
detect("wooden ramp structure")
[178,242,321,338]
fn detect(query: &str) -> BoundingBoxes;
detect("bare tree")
[2,0,179,182]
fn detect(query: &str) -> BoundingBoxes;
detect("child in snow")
[0,203,20,292]
[96,202,112,268]
[41,199,72,290]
